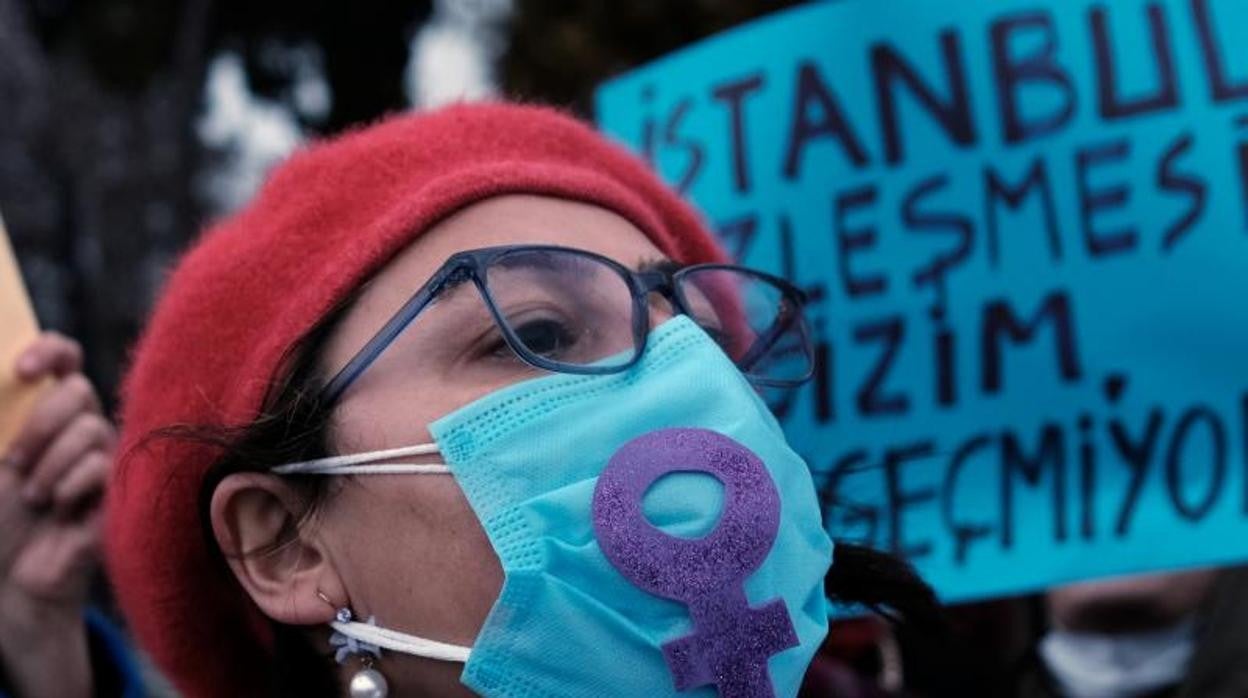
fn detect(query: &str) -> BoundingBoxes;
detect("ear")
[210,472,346,626]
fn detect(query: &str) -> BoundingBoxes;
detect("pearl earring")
[319,591,389,698]
[346,658,389,698]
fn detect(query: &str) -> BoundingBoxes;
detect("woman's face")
[314,194,669,693]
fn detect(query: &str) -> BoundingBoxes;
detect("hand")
[0,332,112,698]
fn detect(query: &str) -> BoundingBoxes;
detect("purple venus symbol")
[591,427,797,698]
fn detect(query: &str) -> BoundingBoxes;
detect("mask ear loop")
[273,443,450,476]
[316,589,472,665]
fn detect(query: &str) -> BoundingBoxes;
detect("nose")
[646,291,678,329]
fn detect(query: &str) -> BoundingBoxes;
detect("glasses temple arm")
[320,285,440,403]
[735,307,801,374]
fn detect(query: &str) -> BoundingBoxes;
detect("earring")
[320,592,389,698]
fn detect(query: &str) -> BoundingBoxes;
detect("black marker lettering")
[980,291,1082,395]
[885,442,937,559]
[991,11,1077,144]
[902,173,974,292]
[1076,138,1137,257]
[783,61,870,179]
[835,185,887,298]
[1192,0,1248,102]
[1109,408,1164,536]
[983,158,1062,267]
[1164,406,1226,522]
[1001,424,1067,548]
[854,316,910,417]
[1091,4,1180,119]
[711,73,765,194]
[942,434,994,563]
[871,31,975,165]
[1156,132,1207,252]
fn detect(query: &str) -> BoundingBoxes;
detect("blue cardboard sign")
[596,0,1248,603]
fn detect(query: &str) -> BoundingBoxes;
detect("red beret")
[104,102,727,696]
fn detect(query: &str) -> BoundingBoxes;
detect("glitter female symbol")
[592,427,798,698]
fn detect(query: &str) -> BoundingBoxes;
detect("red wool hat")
[105,102,727,697]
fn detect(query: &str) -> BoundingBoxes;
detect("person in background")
[1017,568,1248,698]
[0,332,141,698]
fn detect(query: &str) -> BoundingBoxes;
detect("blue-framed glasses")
[321,244,813,404]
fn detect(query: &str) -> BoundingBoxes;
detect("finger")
[10,515,99,602]
[3,375,104,477]
[13,332,84,381]
[0,468,37,566]
[25,413,114,506]
[50,450,110,517]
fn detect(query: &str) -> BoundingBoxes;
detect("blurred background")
[0,0,801,407]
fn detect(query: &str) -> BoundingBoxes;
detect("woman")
[106,103,937,697]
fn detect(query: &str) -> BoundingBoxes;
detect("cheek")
[322,476,503,645]
[331,380,498,450]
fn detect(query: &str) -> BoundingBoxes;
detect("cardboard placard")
[0,215,42,452]
[598,0,1248,603]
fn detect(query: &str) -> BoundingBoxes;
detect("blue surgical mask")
[274,316,833,696]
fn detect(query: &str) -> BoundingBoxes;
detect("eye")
[513,317,578,359]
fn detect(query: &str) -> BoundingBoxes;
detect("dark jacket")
[0,608,143,698]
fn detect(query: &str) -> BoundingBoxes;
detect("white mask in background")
[1039,617,1197,698]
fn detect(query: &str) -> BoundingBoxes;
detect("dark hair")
[158,297,355,698]
[168,295,948,696]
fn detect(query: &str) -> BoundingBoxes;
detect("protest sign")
[0,214,42,452]
[597,0,1248,602]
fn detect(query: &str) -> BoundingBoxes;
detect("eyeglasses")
[321,244,814,404]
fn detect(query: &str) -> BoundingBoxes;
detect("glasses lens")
[482,248,639,370]
[677,268,813,383]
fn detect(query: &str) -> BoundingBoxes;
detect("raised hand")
[0,332,112,698]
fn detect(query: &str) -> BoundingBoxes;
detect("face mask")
[274,316,834,696]
[1039,617,1196,698]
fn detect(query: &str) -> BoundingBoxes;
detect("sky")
[197,0,510,214]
